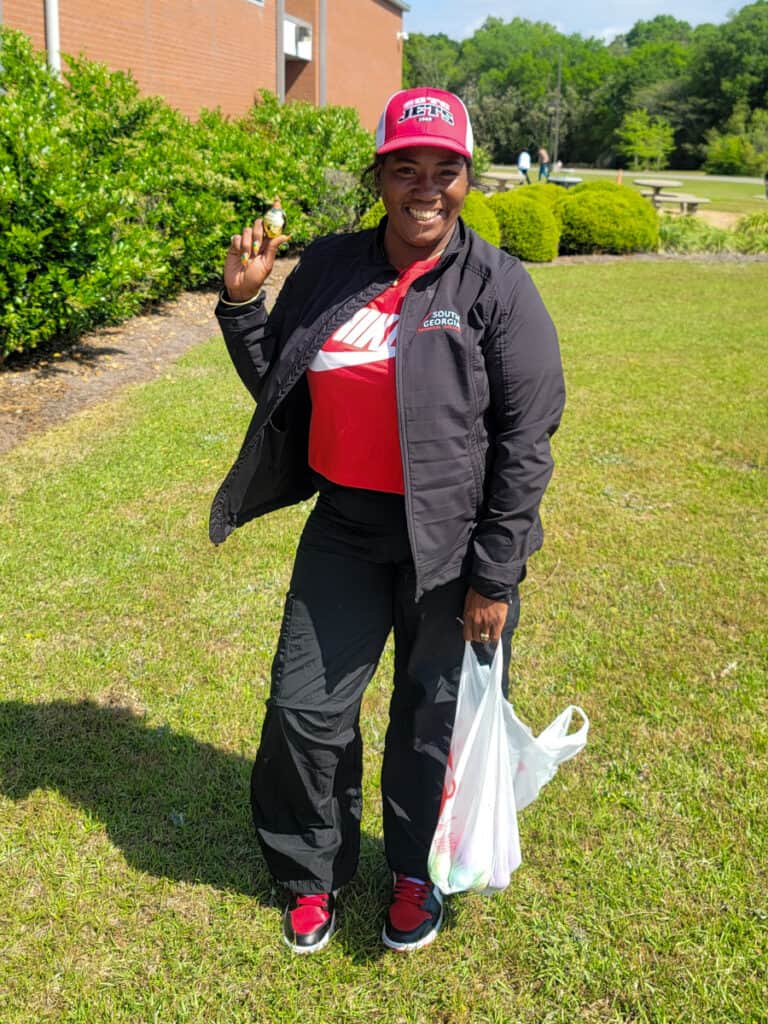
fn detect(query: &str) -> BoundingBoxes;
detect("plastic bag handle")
[536,705,589,764]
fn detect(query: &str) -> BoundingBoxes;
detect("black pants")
[250,479,520,893]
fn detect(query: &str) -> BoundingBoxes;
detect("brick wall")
[5,0,277,119]
[4,0,403,127]
[4,0,46,45]
[325,0,404,131]
[284,0,317,104]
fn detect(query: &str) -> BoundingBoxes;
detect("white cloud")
[595,25,630,43]
[459,15,490,39]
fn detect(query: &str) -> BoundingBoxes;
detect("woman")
[211,88,565,954]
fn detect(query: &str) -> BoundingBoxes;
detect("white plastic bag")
[428,643,589,895]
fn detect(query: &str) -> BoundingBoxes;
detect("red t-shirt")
[306,256,439,494]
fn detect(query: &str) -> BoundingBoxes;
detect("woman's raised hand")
[223,219,291,303]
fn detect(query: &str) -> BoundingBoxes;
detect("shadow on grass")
[0,698,401,960]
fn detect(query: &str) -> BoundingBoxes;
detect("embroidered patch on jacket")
[418,309,461,333]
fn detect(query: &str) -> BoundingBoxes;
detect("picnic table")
[633,177,683,198]
[548,176,583,188]
[477,172,518,193]
[645,192,712,215]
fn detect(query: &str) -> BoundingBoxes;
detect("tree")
[616,108,675,169]
[687,1,768,128]
[704,102,768,174]
[402,33,460,90]
[399,8,768,170]
[625,15,692,48]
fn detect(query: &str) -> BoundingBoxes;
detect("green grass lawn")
[491,165,768,216]
[2,261,767,1023]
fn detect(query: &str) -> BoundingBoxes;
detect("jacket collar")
[370,215,467,272]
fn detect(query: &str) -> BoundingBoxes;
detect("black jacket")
[210,218,565,600]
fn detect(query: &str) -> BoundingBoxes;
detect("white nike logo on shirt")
[309,309,400,372]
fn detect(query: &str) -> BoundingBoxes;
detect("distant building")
[2,0,408,129]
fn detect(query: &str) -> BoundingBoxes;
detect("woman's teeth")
[407,208,441,222]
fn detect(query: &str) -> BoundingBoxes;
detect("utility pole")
[44,0,62,76]
[552,51,561,166]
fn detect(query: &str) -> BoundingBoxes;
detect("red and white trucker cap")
[375,88,474,160]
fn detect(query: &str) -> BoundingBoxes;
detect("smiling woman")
[209,87,565,957]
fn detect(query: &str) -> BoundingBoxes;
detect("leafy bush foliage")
[657,215,735,254]
[358,198,386,230]
[558,188,659,254]
[569,180,626,194]
[517,184,564,225]
[487,192,560,262]
[703,133,763,175]
[733,211,768,253]
[0,29,375,358]
[461,191,501,247]
[658,210,768,254]
[704,104,768,175]
[471,144,492,176]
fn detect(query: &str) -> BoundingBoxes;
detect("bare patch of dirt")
[0,259,298,455]
[698,209,741,230]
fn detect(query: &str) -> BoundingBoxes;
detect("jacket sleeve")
[214,259,303,402]
[470,265,565,600]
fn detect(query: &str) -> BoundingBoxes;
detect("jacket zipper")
[395,287,422,600]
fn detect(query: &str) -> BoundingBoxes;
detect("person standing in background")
[537,146,550,181]
[517,148,532,184]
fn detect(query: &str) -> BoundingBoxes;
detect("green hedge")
[460,191,501,247]
[517,184,564,226]
[568,180,626,195]
[358,198,386,230]
[487,192,560,262]
[0,29,374,358]
[558,187,659,254]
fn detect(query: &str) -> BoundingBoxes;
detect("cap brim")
[376,136,472,160]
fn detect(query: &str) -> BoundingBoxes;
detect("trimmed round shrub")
[569,180,626,195]
[733,211,768,254]
[558,188,659,254]
[517,183,564,225]
[461,191,501,247]
[487,192,560,262]
[358,197,385,230]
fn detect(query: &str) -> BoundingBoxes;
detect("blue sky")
[402,0,746,44]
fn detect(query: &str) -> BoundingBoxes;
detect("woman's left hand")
[462,587,509,644]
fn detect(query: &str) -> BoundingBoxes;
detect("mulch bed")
[0,260,298,454]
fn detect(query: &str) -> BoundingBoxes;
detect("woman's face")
[378,146,469,268]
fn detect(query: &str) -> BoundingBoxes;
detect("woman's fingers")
[241,224,255,263]
[223,220,290,302]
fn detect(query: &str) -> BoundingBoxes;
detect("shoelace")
[393,876,430,906]
[295,893,330,911]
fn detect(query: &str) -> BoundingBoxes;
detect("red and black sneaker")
[382,874,444,952]
[282,891,336,954]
